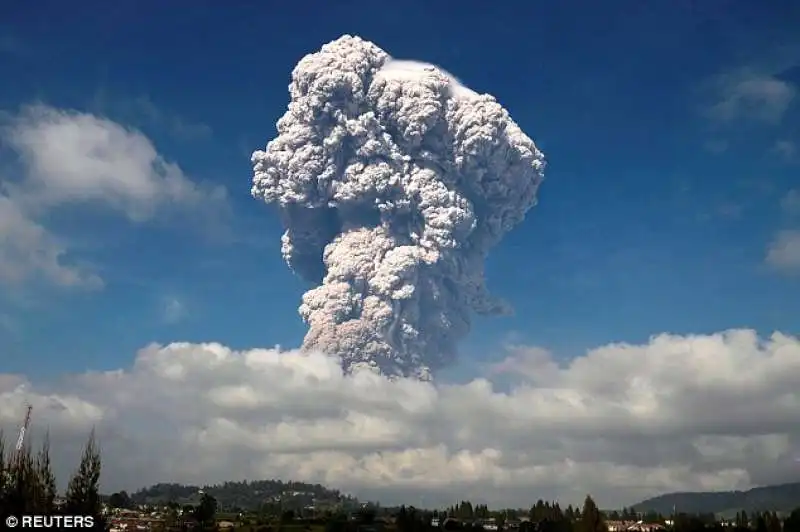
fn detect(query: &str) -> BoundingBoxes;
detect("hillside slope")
[633,482,800,515]
[130,480,356,511]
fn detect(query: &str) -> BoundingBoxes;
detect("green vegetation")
[0,429,105,529]
[128,479,352,510]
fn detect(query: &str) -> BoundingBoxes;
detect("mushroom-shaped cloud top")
[252,35,546,380]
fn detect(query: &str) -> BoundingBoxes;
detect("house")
[607,520,664,532]
[628,521,664,532]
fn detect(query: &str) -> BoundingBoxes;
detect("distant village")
[99,486,796,532]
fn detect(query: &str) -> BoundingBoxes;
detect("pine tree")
[785,508,800,532]
[766,512,781,532]
[194,492,218,527]
[64,430,102,525]
[9,442,42,515]
[34,432,56,514]
[579,495,607,532]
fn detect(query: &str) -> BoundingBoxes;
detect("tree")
[739,510,749,528]
[324,514,347,532]
[766,512,781,532]
[784,508,800,532]
[358,506,377,523]
[1,435,38,518]
[35,432,56,514]
[108,490,132,509]
[4,441,40,516]
[64,430,103,528]
[579,496,607,532]
[193,492,218,527]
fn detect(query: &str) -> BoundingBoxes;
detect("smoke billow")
[251,35,546,380]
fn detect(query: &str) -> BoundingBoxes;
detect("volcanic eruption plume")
[251,35,546,380]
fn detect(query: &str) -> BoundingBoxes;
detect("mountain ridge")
[633,482,800,516]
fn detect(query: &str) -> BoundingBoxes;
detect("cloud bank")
[3,329,800,508]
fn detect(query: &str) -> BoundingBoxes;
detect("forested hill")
[129,480,357,510]
[633,482,800,516]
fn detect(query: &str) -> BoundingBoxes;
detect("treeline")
[433,496,608,532]
[426,498,800,532]
[0,430,105,529]
[127,479,350,509]
[208,496,613,532]
[663,510,800,532]
[438,498,603,525]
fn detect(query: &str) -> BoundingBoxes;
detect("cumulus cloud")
[766,230,800,273]
[5,104,225,220]
[3,330,800,508]
[0,104,226,288]
[0,195,101,288]
[251,35,545,380]
[706,69,796,124]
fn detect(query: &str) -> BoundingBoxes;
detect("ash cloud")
[251,35,546,380]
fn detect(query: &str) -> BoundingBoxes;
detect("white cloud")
[0,104,226,289]
[3,330,800,508]
[706,70,796,124]
[5,104,225,221]
[766,230,800,273]
[161,296,185,323]
[0,195,101,288]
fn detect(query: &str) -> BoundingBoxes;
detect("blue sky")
[1,0,798,380]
